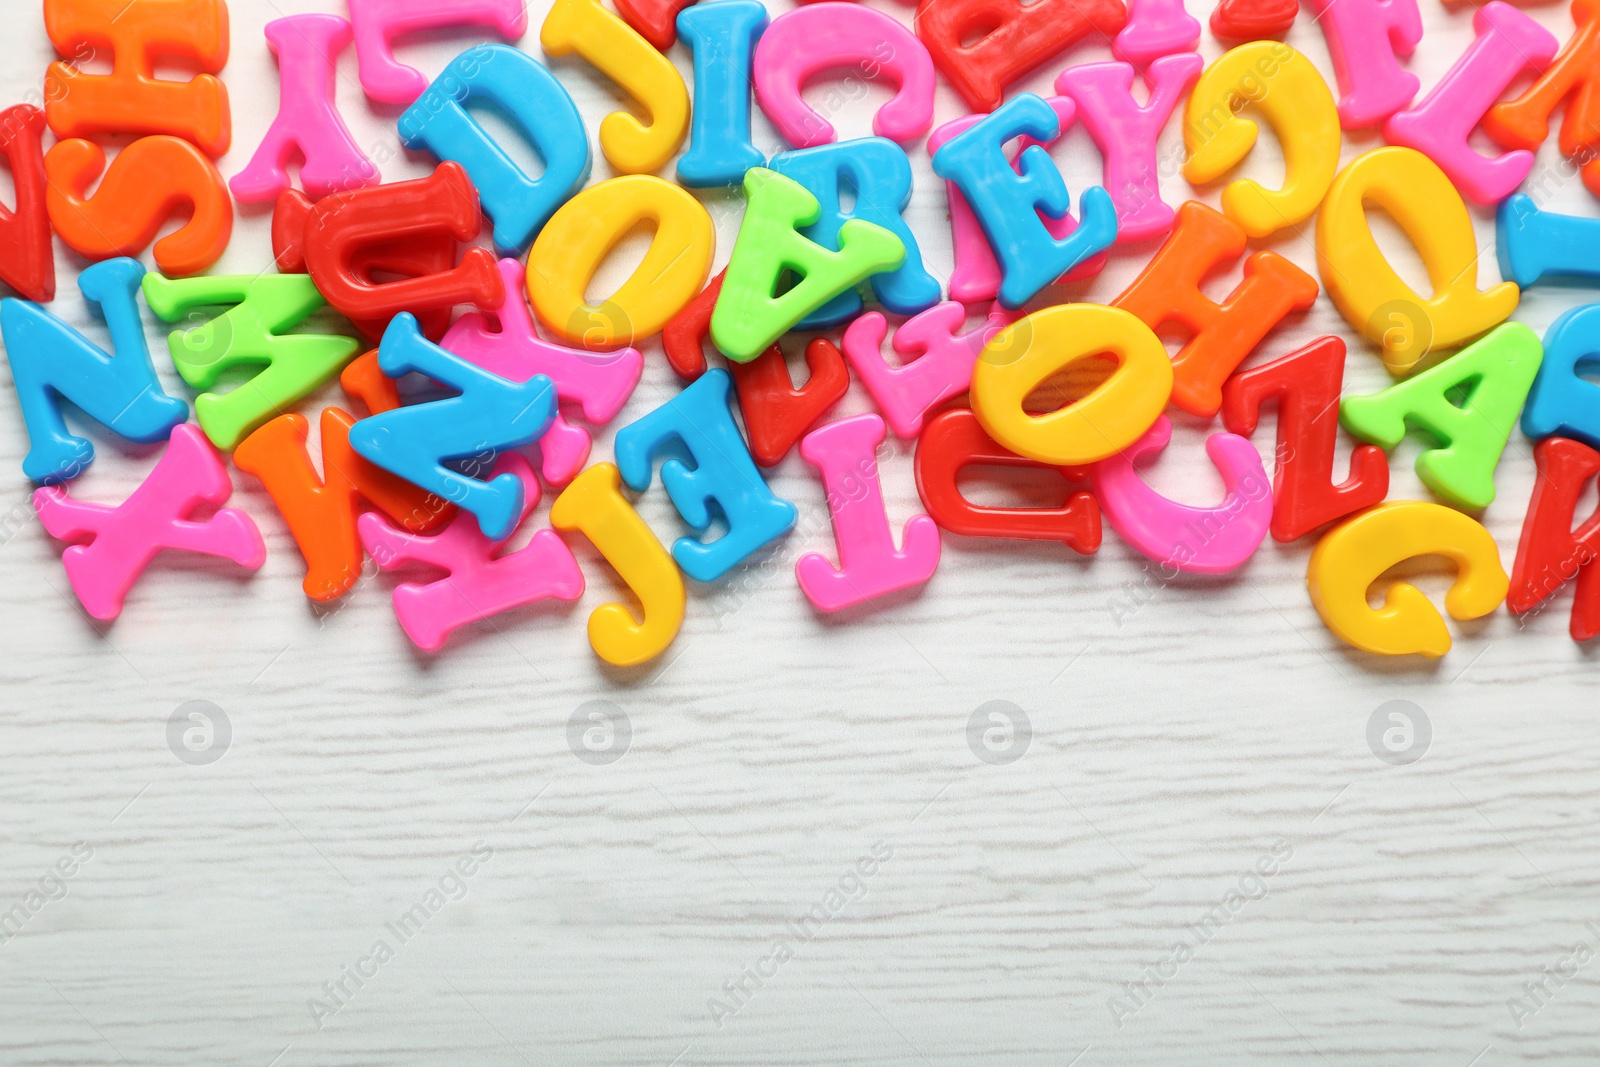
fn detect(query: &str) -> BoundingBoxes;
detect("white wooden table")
[1,1,1597,1063]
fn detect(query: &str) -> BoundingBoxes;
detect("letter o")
[970,303,1173,465]
[527,174,713,347]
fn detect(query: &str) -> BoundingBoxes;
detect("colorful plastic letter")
[1183,43,1340,238]
[1302,0,1422,128]
[796,414,941,611]
[1340,322,1542,510]
[0,258,187,485]
[930,93,1117,309]
[235,409,452,601]
[141,273,360,452]
[43,0,230,155]
[914,0,1126,113]
[1090,414,1272,574]
[347,0,528,105]
[615,369,797,581]
[729,340,850,467]
[1114,0,1200,67]
[445,259,642,485]
[541,0,689,173]
[45,136,232,277]
[0,106,54,303]
[1220,337,1390,542]
[399,45,589,256]
[1523,303,1600,447]
[1055,54,1203,243]
[1496,194,1600,289]
[1509,436,1600,641]
[710,168,903,362]
[299,163,504,324]
[1113,201,1318,418]
[770,138,940,323]
[676,1,767,188]
[273,188,458,342]
[550,462,685,667]
[914,409,1100,552]
[33,425,265,621]
[1485,0,1600,199]
[616,0,696,49]
[1210,0,1297,39]
[928,99,1107,304]
[527,176,713,347]
[1383,3,1557,206]
[753,4,935,148]
[347,314,557,541]
[970,304,1173,466]
[360,454,585,651]
[230,15,377,204]
[843,302,1017,439]
[1317,147,1519,376]
[1307,501,1508,657]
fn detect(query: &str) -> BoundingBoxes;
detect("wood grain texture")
[1,2,1598,1064]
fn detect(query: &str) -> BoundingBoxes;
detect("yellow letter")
[541,0,689,173]
[550,463,686,667]
[528,175,713,347]
[1184,43,1340,238]
[969,303,1173,465]
[1307,500,1508,657]
[1316,146,1519,376]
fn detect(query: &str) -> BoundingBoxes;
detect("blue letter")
[676,1,767,188]
[1,257,187,485]
[399,44,590,256]
[931,92,1116,308]
[614,368,796,581]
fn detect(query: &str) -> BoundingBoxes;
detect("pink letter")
[1113,0,1200,67]
[347,0,529,106]
[1384,2,1557,205]
[1056,53,1203,243]
[443,259,643,485]
[842,302,1017,440]
[796,414,940,611]
[1304,0,1423,128]
[32,425,265,621]
[1089,416,1272,575]
[230,15,378,204]
[753,3,935,148]
[359,454,584,651]
[927,98,1105,304]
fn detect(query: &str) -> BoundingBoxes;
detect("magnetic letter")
[230,15,377,204]
[549,462,686,667]
[1340,322,1542,510]
[34,425,265,621]
[399,45,589,256]
[796,414,941,611]
[1,258,187,485]
[143,273,361,451]
[1113,201,1318,418]
[931,93,1117,309]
